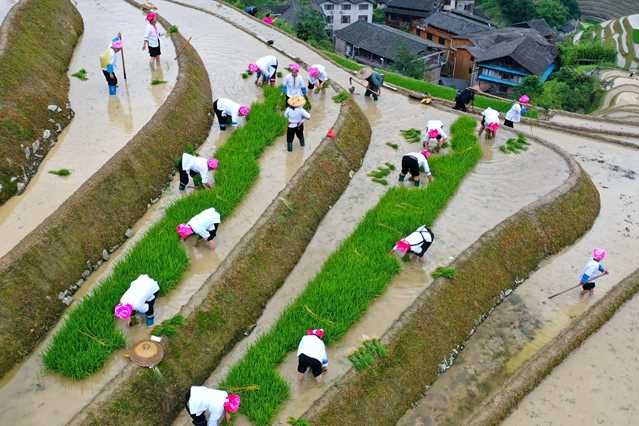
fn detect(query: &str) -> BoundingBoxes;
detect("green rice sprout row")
[168,25,178,33]
[222,116,482,425]
[43,87,287,379]
[151,79,168,85]
[431,266,456,279]
[152,314,185,337]
[332,90,350,103]
[371,177,388,186]
[400,128,422,144]
[48,168,71,177]
[385,142,399,150]
[71,68,88,81]
[287,418,310,426]
[500,134,530,154]
[367,165,392,179]
[348,338,387,370]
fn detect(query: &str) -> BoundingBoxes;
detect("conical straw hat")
[129,339,164,367]
[288,95,306,107]
[357,67,374,80]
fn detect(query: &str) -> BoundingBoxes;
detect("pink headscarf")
[146,12,157,23]
[263,16,274,25]
[111,39,124,49]
[421,149,431,159]
[427,128,440,139]
[176,224,194,239]
[239,106,250,117]
[306,328,325,339]
[518,95,530,104]
[248,63,259,73]
[207,158,219,170]
[289,63,300,72]
[224,394,241,413]
[592,248,606,261]
[392,240,410,256]
[308,67,320,78]
[114,303,133,319]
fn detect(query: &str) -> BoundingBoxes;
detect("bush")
[634,29,639,44]
[560,40,618,66]
[222,116,483,425]
[43,87,287,379]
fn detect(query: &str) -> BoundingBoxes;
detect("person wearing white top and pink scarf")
[297,328,329,384]
[185,386,240,426]
[142,13,163,65]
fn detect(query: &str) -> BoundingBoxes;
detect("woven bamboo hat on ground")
[288,95,306,108]
[357,67,374,80]
[128,339,164,367]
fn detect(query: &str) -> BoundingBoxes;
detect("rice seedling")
[152,315,185,337]
[287,418,310,426]
[71,68,88,81]
[43,87,287,379]
[348,338,387,370]
[151,79,168,85]
[385,162,396,171]
[276,71,282,78]
[48,168,71,176]
[432,266,456,279]
[241,72,250,79]
[332,90,350,103]
[400,128,422,144]
[372,177,388,186]
[385,142,399,150]
[222,116,482,425]
[367,165,391,179]
[500,135,530,155]
[169,25,178,33]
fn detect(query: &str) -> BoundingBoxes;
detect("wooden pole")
[119,32,127,80]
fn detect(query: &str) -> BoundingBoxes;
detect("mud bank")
[307,146,599,425]
[78,98,370,425]
[0,0,82,204]
[0,12,212,378]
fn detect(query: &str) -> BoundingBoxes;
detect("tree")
[496,0,536,23]
[516,75,543,99]
[391,46,425,79]
[295,10,329,44]
[560,0,581,19]
[535,0,569,28]
[373,6,385,24]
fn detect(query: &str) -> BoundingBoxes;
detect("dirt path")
[0,1,340,424]
[398,127,639,426]
[0,0,178,257]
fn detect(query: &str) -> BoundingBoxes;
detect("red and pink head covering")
[247,63,259,73]
[306,328,325,339]
[308,66,320,78]
[518,95,530,105]
[239,106,250,117]
[421,149,431,159]
[176,224,194,239]
[146,12,157,23]
[592,247,606,261]
[111,37,124,49]
[207,158,219,170]
[289,62,300,72]
[427,128,440,139]
[224,394,241,413]
[114,303,133,319]
[392,240,411,256]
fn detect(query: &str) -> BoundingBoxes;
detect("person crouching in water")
[422,120,448,151]
[178,152,218,191]
[114,274,160,326]
[284,96,310,152]
[248,55,278,87]
[307,64,328,93]
[478,107,500,139]
[580,248,609,295]
[213,98,250,131]
[297,328,329,384]
[100,35,123,96]
[391,225,435,261]
[176,207,221,251]
[399,150,433,187]
[185,386,240,426]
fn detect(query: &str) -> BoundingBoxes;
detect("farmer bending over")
[213,98,250,131]
[391,225,435,261]
[297,328,329,384]
[453,86,475,112]
[248,55,278,87]
[176,207,222,251]
[478,107,500,138]
[307,64,328,92]
[114,274,160,326]
[284,96,311,152]
[399,150,433,187]
[422,120,448,151]
[178,152,218,190]
[185,386,240,426]
[580,248,609,294]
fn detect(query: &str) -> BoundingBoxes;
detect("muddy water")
[399,126,639,426]
[0,0,18,25]
[0,1,340,424]
[0,0,177,257]
[504,292,639,426]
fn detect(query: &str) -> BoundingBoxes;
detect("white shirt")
[482,107,500,125]
[216,98,241,127]
[181,153,210,184]
[407,152,431,176]
[404,226,433,255]
[581,259,605,283]
[188,208,221,240]
[255,55,278,77]
[120,274,160,313]
[425,120,448,139]
[505,103,522,123]
[297,335,329,366]
[188,386,228,426]
[283,74,306,97]
[308,64,328,85]
[284,107,311,128]
[144,23,163,48]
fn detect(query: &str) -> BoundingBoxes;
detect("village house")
[314,0,375,31]
[415,9,492,47]
[384,0,437,32]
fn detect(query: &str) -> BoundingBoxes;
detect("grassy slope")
[0,0,83,203]
[81,100,371,425]
[310,169,600,425]
[223,116,483,425]
[43,87,287,379]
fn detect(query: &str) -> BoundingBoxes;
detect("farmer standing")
[297,329,329,384]
[213,97,250,130]
[357,67,383,101]
[185,386,240,426]
[307,64,328,92]
[283,63,307,107]
[580,248,609,294]
[398,150,433,187]
[284,96,311,152]
[178,152,218,190]
[100,35,123,96]
[504,95,529,128]
[114,274,160,326]
[249,55,278,86]
[176,207,222,251]
[478,107,500,138]
[142,12,163,66]
[422,120,449,151]
[391,225,435,260]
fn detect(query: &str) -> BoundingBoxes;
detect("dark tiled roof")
[512,18,555,37]
[335,20,441,61]
[313,0,373,4]
[385,0,435,13]
[418,10,492,35]
[461,28,557,75]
